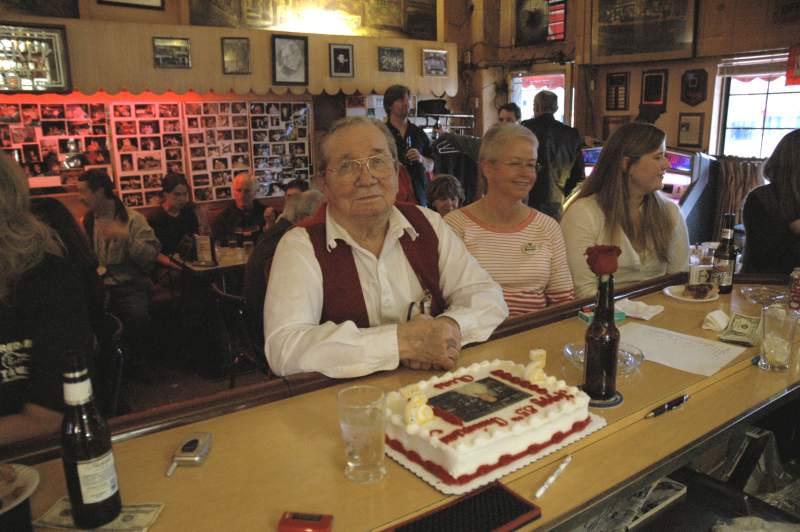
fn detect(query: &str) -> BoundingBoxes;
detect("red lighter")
[277,511,333,532]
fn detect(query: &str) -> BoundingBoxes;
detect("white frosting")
[385,359,590,481]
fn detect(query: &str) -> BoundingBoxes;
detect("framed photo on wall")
[678,112,704,148]
[422,49,447,76]
[221,37,250,75]
[680,69,708,106]
[0,23,72,93]
[378,47,404,73]
[641,70,668,106]
[272,34,308,85]
[606,72,629,111]
[591,0,696,64]
[98,0,164,8]
[329,43,354,78]
[603,115,630,140]
[152,37,191,68]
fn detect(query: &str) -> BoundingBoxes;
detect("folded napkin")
[703,309,730,332]
[616,298,664,320]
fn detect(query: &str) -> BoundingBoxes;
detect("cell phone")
[277,511,333,532]
[165,433,212,476]
[384,483,541,532]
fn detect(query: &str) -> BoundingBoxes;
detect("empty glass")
[758,303,798,371]
[337,385,387,483]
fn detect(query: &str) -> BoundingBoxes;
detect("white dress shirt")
[560,195,689,298]
[264,205,508,378]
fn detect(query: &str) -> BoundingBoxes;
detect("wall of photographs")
[0,102,112,187]
[0,98,313,208]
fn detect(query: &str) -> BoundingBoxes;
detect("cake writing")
[439,416,508,444]
[433,375,474,390]
[490,370,574,407]
[511,404,538,422]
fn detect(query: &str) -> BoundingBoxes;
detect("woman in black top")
[148,172,200,257]
[742,129,800,274]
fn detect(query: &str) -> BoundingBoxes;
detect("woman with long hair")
[445,123,574,317]
[0,153,94,444]
[560,122,689,297]
[742,129,800,273]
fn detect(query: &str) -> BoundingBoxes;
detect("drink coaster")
[587,391,623,408]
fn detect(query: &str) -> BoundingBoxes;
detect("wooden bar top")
[28,285,800,530]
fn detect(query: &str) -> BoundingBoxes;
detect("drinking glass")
[758,303,798,371]
[337,385,387,483]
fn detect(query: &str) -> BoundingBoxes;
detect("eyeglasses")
[496,159,542,173]
[327,153,396,181]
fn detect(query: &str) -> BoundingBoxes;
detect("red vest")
[301,203,444,328]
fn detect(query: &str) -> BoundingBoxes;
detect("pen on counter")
[645,394,690,418]
[534,455,572,499]
[751,355,761,366]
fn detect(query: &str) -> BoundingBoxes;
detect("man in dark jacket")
[521,91,585,220]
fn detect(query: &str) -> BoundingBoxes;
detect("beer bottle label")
[713,260,733,285]
[76,450,119,504]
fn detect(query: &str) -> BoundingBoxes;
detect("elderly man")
[264,117,507,378]
[520,91,585,220]
[212,172,267,242]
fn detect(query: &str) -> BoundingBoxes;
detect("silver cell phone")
[165,432,212,477]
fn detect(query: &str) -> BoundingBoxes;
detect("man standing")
[212,172,267,242]
[384,84,434,206]
[521,91,585,220]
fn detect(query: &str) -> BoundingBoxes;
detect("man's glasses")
[328,153,396,181]
[497,159,542,173]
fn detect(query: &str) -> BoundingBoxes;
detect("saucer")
[739,286,787,306]
[663,285,720,302]
[563,342,644,375]
[0,464,39,516]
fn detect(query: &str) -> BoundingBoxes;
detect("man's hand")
[397,315,462,371]
[789,218,800,235]
[405,147,422,163]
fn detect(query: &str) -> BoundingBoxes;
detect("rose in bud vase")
[583,245,622,403]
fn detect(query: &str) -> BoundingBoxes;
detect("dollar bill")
[33,497,164,531]
[720,312,760,346]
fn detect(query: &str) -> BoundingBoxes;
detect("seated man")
[212,172,267,242]
[264,116,508,378]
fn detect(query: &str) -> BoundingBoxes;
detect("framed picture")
[378,47,404,73]
[0,23,72,93]
[680,69,708,106]
[98,0,164,8]
[329,43,353,78]
[272,35,308,85]
[153,37,191,69]
[603,115,630,140]
[678,112,704,148]
[221,37,250,75]
[515,0,567,46]
[422,49,448,76]
[606,72,629,111]
[591,0,696,64]
[641,70,668,107]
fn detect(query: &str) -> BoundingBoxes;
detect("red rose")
[585,245,621,276]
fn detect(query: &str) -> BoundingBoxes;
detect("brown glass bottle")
[583,275,620,400]
[712,213,737,294]
[61,351,122,529]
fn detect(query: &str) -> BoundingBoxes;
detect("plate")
[662,285,719,303]
[739,286,787,306]
[563,342,645,375]
[0,464,40,515]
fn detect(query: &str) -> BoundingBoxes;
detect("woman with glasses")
[444,123,574,317]
[560,122,689,298]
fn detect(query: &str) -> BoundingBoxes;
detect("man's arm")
[564,129,585,198]
[0,403,61,445]
[126,213,161,272]
[437,132,481,163]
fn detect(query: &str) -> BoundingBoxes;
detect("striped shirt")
[445,208,574,316]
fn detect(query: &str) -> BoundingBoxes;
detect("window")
[510,73,566,122]
[721,74,800,157]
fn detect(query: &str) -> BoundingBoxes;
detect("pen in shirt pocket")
[406,290,433,320]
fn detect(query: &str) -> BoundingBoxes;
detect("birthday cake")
[384,354,603,494]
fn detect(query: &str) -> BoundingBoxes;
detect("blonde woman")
[445,123,574,316]
[560,122,689,298]
[0,153,94,444]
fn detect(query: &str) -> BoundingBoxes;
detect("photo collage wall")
[0,102,113,187]
[0,98,313,208]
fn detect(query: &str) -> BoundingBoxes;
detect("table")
[28,285,800,530]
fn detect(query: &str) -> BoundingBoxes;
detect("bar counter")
[27,277,800,530]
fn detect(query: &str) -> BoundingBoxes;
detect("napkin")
[703,309,730,332]
[616,298,664,320]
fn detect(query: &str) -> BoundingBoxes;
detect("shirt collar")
[324,205,419,252]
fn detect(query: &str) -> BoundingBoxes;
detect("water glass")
[758,303,798,371]
[337,385,387,483]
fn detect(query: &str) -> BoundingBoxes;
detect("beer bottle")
[583,275,620,401]
[712,213,737,294]
[61,351,122,529]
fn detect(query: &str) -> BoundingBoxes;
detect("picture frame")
[221,37,250,75]
[515,0,567,46]
[591,0,696,65]
[603,115,630,140]
[272,34,308,86]
[641,69,668,107]
[378,47,404,73]
[422,49,448,77]
[153,37,191,69]
[0,23,72,93]
[329,43,354,78]
[606,72,629,111]
[98,0,164,8]
[678,112,704,148]
[680,69,708,106]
